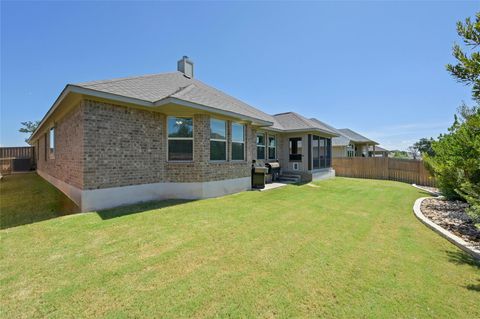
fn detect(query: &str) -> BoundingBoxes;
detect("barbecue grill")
[251,161,268,189]
[265,162,281,182]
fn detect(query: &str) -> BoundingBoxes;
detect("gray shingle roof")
[271,112,338,136]
[369,145,389,152]
[309,118,342,135]
[74,72,274,124]
[338,128,378,144]
[73,72,340,136]
[332,134,351,147]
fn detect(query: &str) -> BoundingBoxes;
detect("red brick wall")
[82,100,255,189]
[36,103,84,189]
[82,100,166,189]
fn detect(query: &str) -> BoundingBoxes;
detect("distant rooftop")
[337,128,378,144]
[271,112,338,136]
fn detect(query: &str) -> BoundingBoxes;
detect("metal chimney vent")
[177,56,194,78]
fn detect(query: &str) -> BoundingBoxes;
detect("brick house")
[29,57,338,212]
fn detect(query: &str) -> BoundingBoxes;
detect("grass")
[1,174,479,318]
[0,173,78,229]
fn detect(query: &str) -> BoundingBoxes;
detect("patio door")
[313,135,327,169]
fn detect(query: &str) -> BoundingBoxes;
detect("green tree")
[446,12,480,103]
[411,138,435,157]
[424,107,480,220]
[19,120,40,142]
[391,150,409,159]
[425,12,480,221]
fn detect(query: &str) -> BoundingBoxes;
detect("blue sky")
[1,1,477,149]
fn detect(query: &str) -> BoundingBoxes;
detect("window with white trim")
[167,117,193,161]
[347,143,355,157]
[210,118,227,161]
[268,135,276,160]
[231,123,245,160]
[256,132,265,160]
[49,127,55,158]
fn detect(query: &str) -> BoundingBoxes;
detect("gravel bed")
[421,197,480,249]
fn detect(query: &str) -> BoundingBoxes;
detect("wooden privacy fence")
[0,147,35,175]
[0,146,34,159]
[332,157,436,187]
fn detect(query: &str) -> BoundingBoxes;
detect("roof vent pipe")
[177,56,194,78]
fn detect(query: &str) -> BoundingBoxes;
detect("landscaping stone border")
[413,196,480,260]
[411,184,441,196]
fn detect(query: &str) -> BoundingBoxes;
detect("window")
[289,137,302,161]
[319,137,325,168]
[313,135,319,168]
[44,133,47,161]
[232,123,245,161]
[49,127,55,158]
[36,140,39,161]
[167,117,193,161]
[313,135,332,169]
[210,118,227,161]
[256,133,265,160]
[347,144,355,157]
[268,135,276,160]
[326,138,332,167]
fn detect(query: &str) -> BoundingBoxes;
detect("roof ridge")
[168,83,197,98]
[273,111,294,116]
[75,71,181,87]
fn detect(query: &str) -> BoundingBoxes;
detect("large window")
[313,135,319,168]
[232,123,245,160]
[210,118,227,161]
[167,117,193,161]
[319,137,325,168]
[268,135,276,160]
[326,138,332,167]
[49,127,55,158]
[312,135,332,169]
[289,137,302,161]
[347,144,355,157]
[44,133,47,161]
[256,133,265,160]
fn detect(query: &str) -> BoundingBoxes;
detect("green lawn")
[0,173,78,229]
[1,174,479,318]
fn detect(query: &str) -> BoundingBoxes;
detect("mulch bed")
[421,197,480,250]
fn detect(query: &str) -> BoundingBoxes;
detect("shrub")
[424,106,480,221]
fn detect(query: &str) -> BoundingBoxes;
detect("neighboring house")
[331,128,378,157]
[368,145,389,157]
[28,57,339,212]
